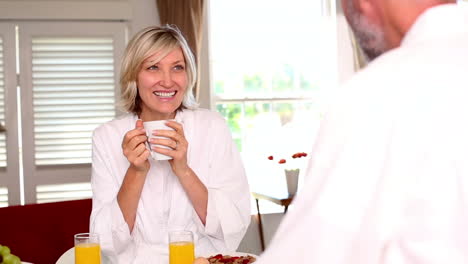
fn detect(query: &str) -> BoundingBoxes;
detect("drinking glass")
[74,233,101,264]
[169,230,194,264]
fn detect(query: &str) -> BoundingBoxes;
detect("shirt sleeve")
[89,127,133,256]
[192,114,251,252]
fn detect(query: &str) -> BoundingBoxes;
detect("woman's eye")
[174,65,185,71]
[147,65,158,70]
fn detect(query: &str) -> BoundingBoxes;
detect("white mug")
[143,120,175,160]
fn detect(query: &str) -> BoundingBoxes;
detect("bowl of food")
[194,252,257,264]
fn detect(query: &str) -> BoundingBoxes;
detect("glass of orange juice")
[169,230,195,264]
[74,233,101,264]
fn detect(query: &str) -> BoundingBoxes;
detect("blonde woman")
[90,25,251,263]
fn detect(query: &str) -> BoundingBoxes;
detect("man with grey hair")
[254,0,468,263]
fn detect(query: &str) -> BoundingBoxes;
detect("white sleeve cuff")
[110,198,133,252]
[193,188,249,252]
[204,189,223,238]
[192,188,223,239]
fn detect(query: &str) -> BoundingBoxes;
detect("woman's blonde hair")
[119,25,198,114]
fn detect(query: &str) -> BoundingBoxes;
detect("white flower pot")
[284,169,299,196]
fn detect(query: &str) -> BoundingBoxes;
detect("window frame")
[0,22,20,206]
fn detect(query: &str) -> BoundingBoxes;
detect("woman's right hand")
[122,119,151,172]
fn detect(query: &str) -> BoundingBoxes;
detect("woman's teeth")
[153,91,176,97]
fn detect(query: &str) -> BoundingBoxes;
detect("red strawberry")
[292,153,298,158]
[268,155,273,160]
[296,152,306,158]
[278,159,286,164]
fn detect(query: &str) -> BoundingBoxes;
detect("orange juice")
[169,241,195,264]
[75,242,101,264]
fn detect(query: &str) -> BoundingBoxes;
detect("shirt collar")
[401,3,468,47]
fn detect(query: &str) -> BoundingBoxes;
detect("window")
[209,1,337,212]
[0,21,125,206]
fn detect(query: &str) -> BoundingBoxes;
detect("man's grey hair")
[344,0,388,61]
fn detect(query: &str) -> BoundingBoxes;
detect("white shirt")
[257,4,468,264]
[90,109,251,264]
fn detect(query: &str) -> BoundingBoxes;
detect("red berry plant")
[267,152,308,164]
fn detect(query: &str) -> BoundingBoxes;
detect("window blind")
[0,187,7,207]
[32,37,116,165]
[0,37,6,167]
[36,182,91,204]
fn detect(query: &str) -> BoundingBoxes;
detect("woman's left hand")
[150,120,190,176]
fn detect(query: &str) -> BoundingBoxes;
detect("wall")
[0,0,132,20]
[0,0,160,38]
[128,0,160,34]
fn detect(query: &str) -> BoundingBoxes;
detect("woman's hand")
[150,120,190,176]
[122,119,151,172]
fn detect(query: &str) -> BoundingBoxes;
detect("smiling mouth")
[153,91,177,98]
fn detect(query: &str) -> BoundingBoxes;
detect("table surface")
[251,191,294,206]
[55,248,258,264]
[55,248,74,264]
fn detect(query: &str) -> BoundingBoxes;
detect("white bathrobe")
[90,108,251,263]
[257,4,468,264]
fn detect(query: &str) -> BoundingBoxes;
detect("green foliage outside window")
[272,64,294,93]
[273,103,294,125]
[216,103,243,151]
[300,73,317,92]
[214,63,318,152]
[215,80,225,95]
[243,74,266,94]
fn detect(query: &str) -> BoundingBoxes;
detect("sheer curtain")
[156,0,205,100]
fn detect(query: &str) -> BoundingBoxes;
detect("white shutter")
[0,187,7,207]
[19,22,126,204]
[0,23,20,206]
[0,37,7,207]
[36,182,91,204]
[0,36,6,167]
[32,37,116,165]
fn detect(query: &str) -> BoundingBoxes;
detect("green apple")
[2,253,14,264]
[8,254,21,264]
[0,245,10,256]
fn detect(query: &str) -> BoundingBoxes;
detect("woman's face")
[137,47,187,121]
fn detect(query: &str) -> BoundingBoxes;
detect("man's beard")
[346,2,388,61]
